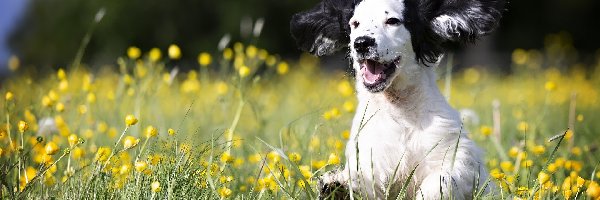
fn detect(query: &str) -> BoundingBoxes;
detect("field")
[1,34,600,199]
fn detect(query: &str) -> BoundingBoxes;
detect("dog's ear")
[404,0,505,64]
[290,0,357,56]
[429,0,506,43]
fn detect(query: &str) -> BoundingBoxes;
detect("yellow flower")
[576,114,584,122]
[337,80,354,97]
[288,152,302,163]
[0,148,3,157]
[95,147,111,162]
[168,128,176,136]
[343,100,355,112]
[522,159,534,168]
[544,81,557,91]
[55,103,65,112]
[45,141,59,155]
[500,161,514,172]
[312,160,326,169]
[267,151,280,163]
[327,153,340,165]
[149,48,162,62]
[78,105,88,115]
[277,62,289,75]
[68,134,79,147]
[248,153,262,163]
[18,121,29,133]
[222,48,233,60]
[297,180,307,188]
[555,157,566,167]
[151,181,161,193]
[127,46,141,59]
[587,181,600,199]
[490,168,505,179]
[564,130,573,140]
[221,152,234,163]
[570,147,581,156]
[168,44,181,60]
[538,171,551,185]
[148,154,162,165]
[532,145,546,155]
[239,65,251,77]
[197,52,212,67]
[517,121,529,132]
[299,165,312,178]
[119,164,131,175]
[341,130,350,139]
[145,126,158,138]
[219,176,234,184]
[58,79,69,91]
[216,81,229,95]
[547,163,558,173]
[218,186,232,198]
[87,93,96,103]
[135,161,147,172]
[123,136,140,149]
[42,96,53,107]
[125,114,138,126]
[480,125,492,136]
[5,91,14,101]
[255,49,267,60]
[265,55,277,66]
[57,68,67,80]
[72,147,84,159]
[246,45,257,58]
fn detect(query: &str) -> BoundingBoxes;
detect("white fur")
[432,14,471,40]
[321,0,491,199]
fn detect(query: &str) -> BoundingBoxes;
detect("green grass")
[1,37,599,199]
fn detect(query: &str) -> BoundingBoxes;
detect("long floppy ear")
[430,0,506,43]
[404,0,505,64]
[290,0,357,56]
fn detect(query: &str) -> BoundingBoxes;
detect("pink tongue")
[361,61,385,84]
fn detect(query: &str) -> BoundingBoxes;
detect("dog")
[290,0,505,199]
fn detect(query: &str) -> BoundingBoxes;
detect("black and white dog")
[291,0,504,199]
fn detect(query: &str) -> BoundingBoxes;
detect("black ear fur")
[404,0,506,64]
[290,0,358,56]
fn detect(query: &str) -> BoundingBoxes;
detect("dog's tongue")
[361,60,386,84]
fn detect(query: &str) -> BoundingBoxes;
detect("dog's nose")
[354,36,375,54]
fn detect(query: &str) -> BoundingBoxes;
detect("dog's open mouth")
[359,57,400,92]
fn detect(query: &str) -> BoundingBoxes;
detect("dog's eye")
[351,20,360,28]
[385,18,402,25]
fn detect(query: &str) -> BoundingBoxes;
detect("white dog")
[291,0,505,199]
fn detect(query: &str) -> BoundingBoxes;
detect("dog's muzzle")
[354,36,376,57]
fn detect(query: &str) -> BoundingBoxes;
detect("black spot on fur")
[290,0,361,56]
[318,181,350,200]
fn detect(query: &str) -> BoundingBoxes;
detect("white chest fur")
[333,66,489,199]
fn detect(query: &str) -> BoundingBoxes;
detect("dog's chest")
[346,110,421,176]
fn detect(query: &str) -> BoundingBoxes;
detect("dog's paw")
[317,171,349,200]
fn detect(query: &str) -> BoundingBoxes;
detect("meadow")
[0,32,599,199]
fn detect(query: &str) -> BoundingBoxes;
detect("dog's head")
[291,0,505,92]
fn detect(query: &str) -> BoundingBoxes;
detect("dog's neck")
[355,62,459,131]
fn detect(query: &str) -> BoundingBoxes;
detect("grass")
[1,33,600,199]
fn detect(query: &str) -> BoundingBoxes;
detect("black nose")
[354,36,375,54]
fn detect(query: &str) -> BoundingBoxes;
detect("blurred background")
[1,0,599,76]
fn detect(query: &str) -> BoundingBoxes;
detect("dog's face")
[291,0,505,91]
[349,0,413,92]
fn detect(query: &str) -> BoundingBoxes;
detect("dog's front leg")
[317,168,351,200]
[415,172,459,200]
